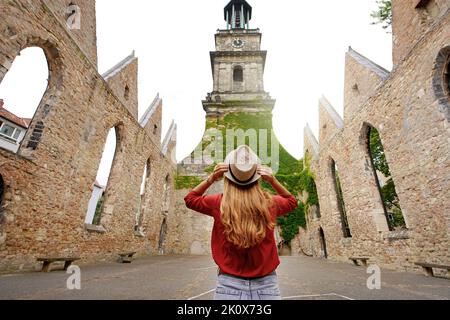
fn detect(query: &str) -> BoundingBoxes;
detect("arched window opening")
[416,0,440,20]
[85,127,119,226]
[162,174,171,213]
[0,175,5,224]
[331,159,352,238]
[153,124,158,135]
[367,126,407,230]
[233,66,243,82]
[0,47,48,153]
[319,227,328,259]
[135,159,151,232]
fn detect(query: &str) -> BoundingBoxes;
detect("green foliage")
[175,175,203,190]
[371,0,392,31]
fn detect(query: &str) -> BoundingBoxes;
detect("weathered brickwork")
[0,0,177,272]
[392,0,450,66]
[294,2,450,273]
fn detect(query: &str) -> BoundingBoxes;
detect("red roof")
[0,105,30,129]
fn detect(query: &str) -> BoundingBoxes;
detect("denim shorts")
[214,271,282,300]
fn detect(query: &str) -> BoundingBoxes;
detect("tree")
[371,0,392,31]
[369,128,390,177]
[368,127,406,229]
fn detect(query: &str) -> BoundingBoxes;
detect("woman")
[184,145,298,300]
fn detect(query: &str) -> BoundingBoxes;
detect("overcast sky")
[0,0,392,185]
[98,0,393,162]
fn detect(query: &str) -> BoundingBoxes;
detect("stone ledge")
[84,224,107,234]
[383,229,410,240]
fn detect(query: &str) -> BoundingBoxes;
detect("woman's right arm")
[184,164,228,216]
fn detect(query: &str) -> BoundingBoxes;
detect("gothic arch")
[158,217,168,255]
[318,227,328,259]
[0,36,63,155]
[233,65,244,82]
[329,157,352,238]
[432,45,450,121]
[85,124,124,226]
[162,173,171,213]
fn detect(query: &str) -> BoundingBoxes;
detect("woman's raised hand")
[208,163,229,184]
[257,165,275,183]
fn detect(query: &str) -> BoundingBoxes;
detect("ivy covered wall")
[176,104,318,246]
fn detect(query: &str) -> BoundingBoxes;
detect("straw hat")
[224,145,261,186]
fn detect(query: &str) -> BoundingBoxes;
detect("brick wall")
[0,1,177,272]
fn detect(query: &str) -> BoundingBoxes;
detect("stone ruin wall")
[293,1,450,273]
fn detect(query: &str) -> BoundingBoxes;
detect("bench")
[349,257,370,267]
[415,262,450,278]
[118,252,137,263]
[37,257,80,272]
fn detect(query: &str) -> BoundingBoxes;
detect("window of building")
[153,124,158,135]
[445,54,450,97]
[158,218,167,255]
[124,85,130,101]
[319,227,328,259]
[13,129,21,140]
[0,124,15,138]
[416,0,440,20]
[85,127,119,226]
[0,175,4,205]
[162,174,170,213]
[366,125,407,230]
[135,159,151,231]
[0,175,4,224]
[233,66,244,82]
[331,159,352,238]
[0,47,49,151]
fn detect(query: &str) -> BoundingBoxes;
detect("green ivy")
[175,175,204,190]
[176,111,321,246]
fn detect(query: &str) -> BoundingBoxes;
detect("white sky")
[0,0,392,184]
[96,0,392,161]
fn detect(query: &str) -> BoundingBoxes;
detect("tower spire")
[224,0,252,30]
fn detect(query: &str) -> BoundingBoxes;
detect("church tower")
[176,0,300,256]
[204,0,275,116]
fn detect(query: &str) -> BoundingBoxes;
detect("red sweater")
[184,191,298,278]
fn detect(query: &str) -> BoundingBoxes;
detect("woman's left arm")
[192,164,228,195]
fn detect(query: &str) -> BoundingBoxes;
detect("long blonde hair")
[220,178,275,249]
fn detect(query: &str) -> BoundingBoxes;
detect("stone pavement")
[0,255,448,300]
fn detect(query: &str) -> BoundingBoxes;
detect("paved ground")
[0,255,448,300]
